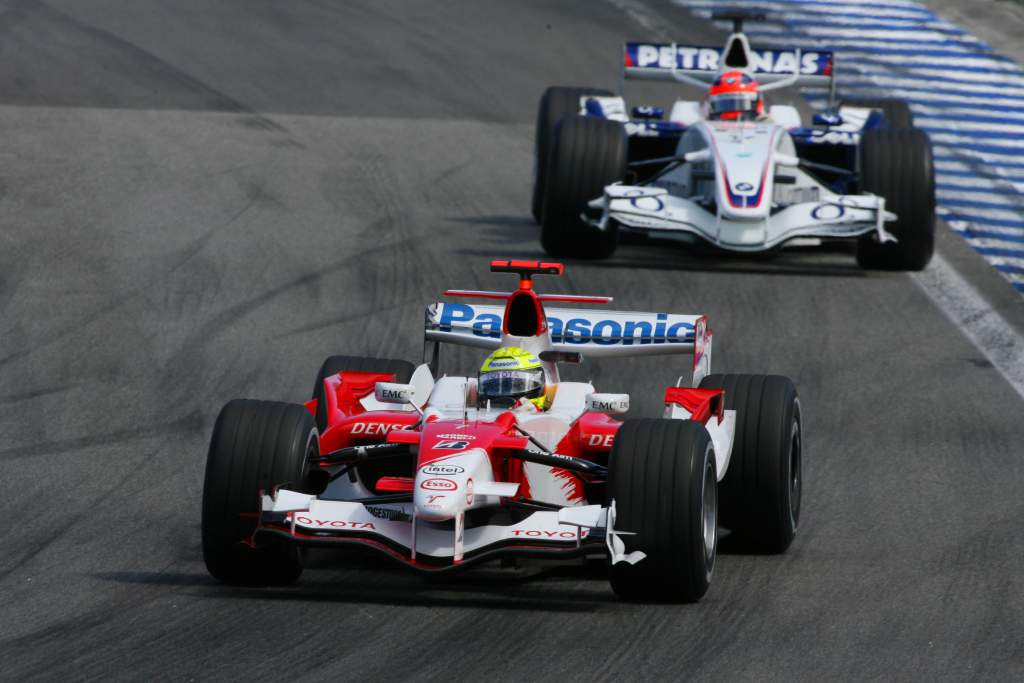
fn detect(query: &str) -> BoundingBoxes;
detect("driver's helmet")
[478,346,547,410]
[708,70,763,121]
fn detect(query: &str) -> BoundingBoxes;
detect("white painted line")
[914,255,1024,399]
[963,236,1024,251]
[918,118,1024,134]
[842,76,1024,98]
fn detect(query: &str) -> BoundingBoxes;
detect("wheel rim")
[702,454,718,563]
[789,419,802,529]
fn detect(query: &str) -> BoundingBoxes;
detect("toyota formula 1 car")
[533,11,935,270]
[201,260,803,602]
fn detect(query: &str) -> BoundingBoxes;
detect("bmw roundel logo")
[734,182,754,192]
[811,203,846,221]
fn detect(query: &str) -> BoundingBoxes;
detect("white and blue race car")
[533,11,935,270]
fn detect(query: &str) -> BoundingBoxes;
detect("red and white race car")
[201,260,802,602]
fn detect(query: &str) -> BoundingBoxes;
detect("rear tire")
[541,116,626,259]
[607,419,717,602]
[841,97,913,129]
[699,374,801,553]
[856,128,935,271]
[201,399,317,585]
[311,355,415,433]
[532,86,613,223]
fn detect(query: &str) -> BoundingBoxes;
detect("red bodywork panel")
[309,370,421,455]
[664,387,725,424]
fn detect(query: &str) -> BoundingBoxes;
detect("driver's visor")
[478,370,543,401]
[710,92,759,114]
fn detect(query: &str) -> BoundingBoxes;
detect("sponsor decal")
[626,43,832,76]
[587,433,615,448]
[422,463,465,475]
[811,203,846,221]
[426,495,446,505]
[434,440,471,450]
[629,195,664,212]
[804,129,859,145]
[292,516,376,530]
[350,422,412,436]
[437,303,694,345]
[380,388,407,401]
[420,478,457,491]
[466,478,474,506]
[435,433,475,440]
[365,506,411,522]
[511,529,590,539]
[487,359,520,369]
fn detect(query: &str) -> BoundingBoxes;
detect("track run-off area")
[0,0,1022,679]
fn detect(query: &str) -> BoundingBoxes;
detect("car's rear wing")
[425,301,703,355]
[422,260,713,385]
[623,42,834,87]
[424,302,712,385]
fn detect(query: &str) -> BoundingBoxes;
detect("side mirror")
[539,350,583,364]
[813,111,843,126]
[375,382,415,405]
[587,393,630,414]
[631,105,664,120]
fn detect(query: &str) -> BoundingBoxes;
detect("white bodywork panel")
[768,104,802,130]
[664,403,737,480]
[669,100,703,126]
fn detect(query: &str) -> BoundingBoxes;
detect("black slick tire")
[541,116,626,259]
[607,419,717,602]
[311,355,415,433]
[856,128,935,271]
[532,86,612,223]
[699,374,802,553]
[201,399,318,585]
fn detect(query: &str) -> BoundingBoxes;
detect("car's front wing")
[588,186,897,252]
[255,490,620,572]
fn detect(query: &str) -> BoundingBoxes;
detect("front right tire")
[202,399,318,585]
[532,86,613,223]
[541,116,626,259]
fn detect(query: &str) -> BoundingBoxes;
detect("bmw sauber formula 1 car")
[533,11,935,270]
[202,260,803,602]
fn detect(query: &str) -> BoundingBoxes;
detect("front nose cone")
[414,474,463,522]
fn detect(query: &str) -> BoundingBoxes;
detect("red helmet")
[708,70,763,121]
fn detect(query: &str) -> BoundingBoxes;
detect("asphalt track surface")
[1,1,1022,680]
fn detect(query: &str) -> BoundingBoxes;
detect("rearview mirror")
[539,350,583,364]
[375,382,415,404]
[632,105,664,120]
[813,111,843,126]
[587,393,630,414]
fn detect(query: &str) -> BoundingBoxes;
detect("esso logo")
[420,478,457,491]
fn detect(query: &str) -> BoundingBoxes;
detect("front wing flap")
[590,186,897,251]
[257,491,610,571]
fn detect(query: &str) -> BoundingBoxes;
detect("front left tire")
[607,418,718,602]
